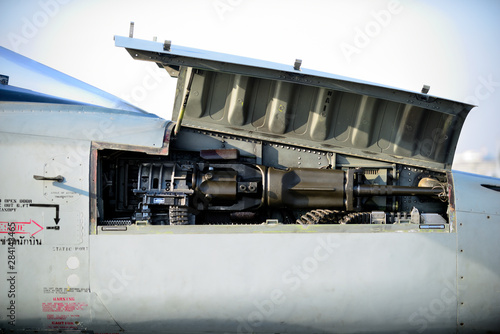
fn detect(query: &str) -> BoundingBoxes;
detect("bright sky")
[1,0,500,163]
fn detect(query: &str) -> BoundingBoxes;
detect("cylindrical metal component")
[355,185,442,197]
[196,170,238,204]
[266,167,345,208]
[418,177,442,188]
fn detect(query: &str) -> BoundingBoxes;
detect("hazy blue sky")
[1,0,499,161]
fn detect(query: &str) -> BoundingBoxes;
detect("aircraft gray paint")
[1,25,500,333]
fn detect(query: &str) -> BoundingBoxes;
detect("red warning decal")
[0,220,44,236]
[42,302,88,312]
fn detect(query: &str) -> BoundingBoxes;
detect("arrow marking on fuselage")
[0,220,44,236]
[30,203,60,225]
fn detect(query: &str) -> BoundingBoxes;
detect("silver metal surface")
[0,102,167,148]
[112,35,467,104]
[90,232,457,333]
[454,171,500,332]
[0,133,91,330]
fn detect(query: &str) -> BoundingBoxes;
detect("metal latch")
[33,175,64,182]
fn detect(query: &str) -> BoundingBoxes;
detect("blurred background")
[1,0,499,176]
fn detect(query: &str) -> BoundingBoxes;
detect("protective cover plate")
[115,35,474,171]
